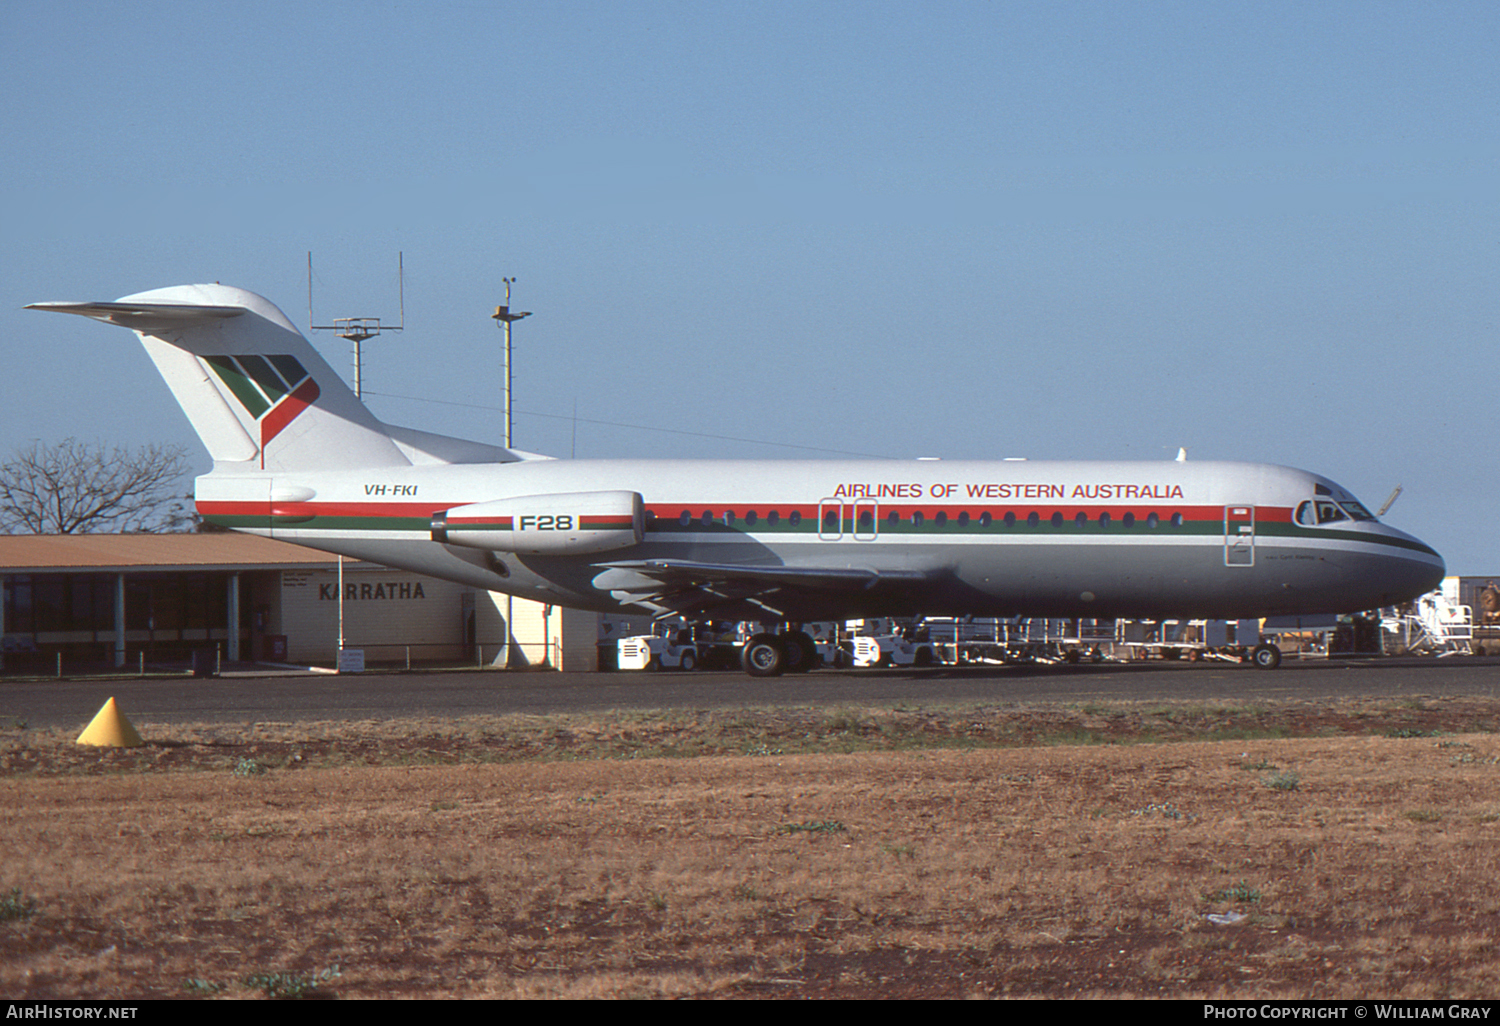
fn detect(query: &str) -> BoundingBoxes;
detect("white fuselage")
[197,456,1444,624]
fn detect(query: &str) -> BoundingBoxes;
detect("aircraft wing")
[593,558,931,619]
[25,301,245,333]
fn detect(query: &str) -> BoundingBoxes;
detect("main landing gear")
[740,628,819,678]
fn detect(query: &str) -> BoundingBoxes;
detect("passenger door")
[1224,506,1255,567]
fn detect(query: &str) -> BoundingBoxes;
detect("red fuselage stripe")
[198,499,1292,524]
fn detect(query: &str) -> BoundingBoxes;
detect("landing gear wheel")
[781,630,818,673]
[742,633,787,677]
[1251,643,1282,670]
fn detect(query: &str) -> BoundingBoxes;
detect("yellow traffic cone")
[76,697,144,748]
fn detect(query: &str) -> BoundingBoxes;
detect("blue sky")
[2,1,1496,572]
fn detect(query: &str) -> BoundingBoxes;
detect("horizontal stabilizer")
[25,301,246,333]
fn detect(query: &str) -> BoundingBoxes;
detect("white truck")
[617,631,702,671]
[851,631,942,668]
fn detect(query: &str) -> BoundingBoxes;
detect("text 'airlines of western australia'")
[29,284,1444,675]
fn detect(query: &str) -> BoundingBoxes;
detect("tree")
[0,439,193,534]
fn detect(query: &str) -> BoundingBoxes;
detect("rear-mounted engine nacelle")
[431,491,644,555]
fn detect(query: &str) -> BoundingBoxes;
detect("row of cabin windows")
[654,509,1189,529]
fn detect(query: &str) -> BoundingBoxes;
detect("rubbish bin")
[191,649,217,678]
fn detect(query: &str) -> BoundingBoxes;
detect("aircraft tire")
[742,634,787,677]
[781,630,818,673]
[1251,643,1282,670]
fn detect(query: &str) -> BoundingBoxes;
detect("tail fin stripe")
[261,378,321,449]
[267,354,308,386]
[204,355,270,418]
[238,354,291,401]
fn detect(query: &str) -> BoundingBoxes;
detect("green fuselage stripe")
[199,510,1435,557]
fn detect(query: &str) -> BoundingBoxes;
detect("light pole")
[491,279,532,668]
[492,278,532,449]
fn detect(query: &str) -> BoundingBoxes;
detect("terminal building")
[0,534,597,674]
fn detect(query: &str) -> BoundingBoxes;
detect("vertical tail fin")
[28,284,410,472]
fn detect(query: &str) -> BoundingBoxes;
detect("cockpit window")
[1297,499,1354,526]
[1298,495,1380,526]
[1315,500,1347,524]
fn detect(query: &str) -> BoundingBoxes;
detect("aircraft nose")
[1373,527,1445,605]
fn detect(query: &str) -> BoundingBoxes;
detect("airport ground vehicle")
[617,633,701,671]
[852,633,942,668]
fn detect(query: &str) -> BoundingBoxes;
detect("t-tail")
[27,283,517,472]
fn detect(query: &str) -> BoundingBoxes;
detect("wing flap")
[594,558,932,618]
[598,558,928,591]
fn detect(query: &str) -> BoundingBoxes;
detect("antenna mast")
[308,252,405,399]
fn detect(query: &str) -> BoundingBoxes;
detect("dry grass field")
[3,696,1500,999]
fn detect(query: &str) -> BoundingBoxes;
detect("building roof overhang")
[0,534,362,574]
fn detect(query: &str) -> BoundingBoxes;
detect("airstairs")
[1380,591,1473,657]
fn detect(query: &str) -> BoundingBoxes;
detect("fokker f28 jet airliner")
[29,284,1445,675]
